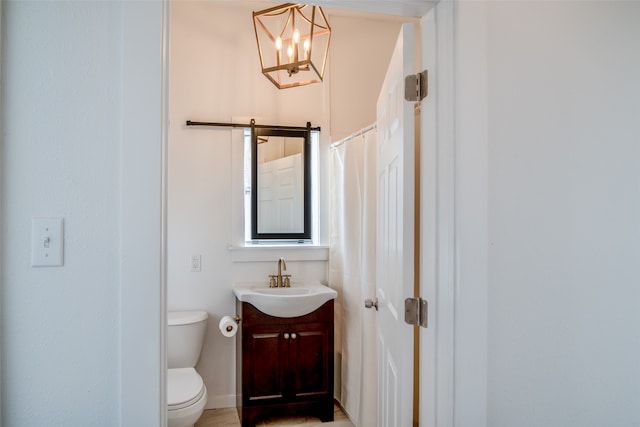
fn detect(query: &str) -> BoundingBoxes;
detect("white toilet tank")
[168,311,208,369]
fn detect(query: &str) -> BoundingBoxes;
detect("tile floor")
[195,403,354,427]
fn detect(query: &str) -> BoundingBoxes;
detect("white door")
[376,23,416,427]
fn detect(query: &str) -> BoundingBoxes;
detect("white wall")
[1,1,165,426]
[454,1,640,426]
[1,3,121,424]
[328,14,406,141]
[168,1,405,409]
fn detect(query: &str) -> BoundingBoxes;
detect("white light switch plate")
[31,217,64,267]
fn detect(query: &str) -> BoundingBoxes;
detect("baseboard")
[206,393,237,409]
[333,398,357,426]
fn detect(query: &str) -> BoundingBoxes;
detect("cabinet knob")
[284,333,290,339]
[291,333,297,339]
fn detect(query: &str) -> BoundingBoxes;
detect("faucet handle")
[268,275,277,288]
[283,275,291,287]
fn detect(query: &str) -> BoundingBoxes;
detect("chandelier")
[253,3,331,89]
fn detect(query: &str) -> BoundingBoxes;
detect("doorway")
[161,1,454,426]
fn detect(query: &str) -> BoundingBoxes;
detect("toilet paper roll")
[219,316,238,337]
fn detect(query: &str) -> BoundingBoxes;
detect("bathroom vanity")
[235,298,334,427]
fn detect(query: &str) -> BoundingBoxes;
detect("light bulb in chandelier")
[303,38,310,60]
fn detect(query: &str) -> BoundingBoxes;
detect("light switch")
[31,217,64,267]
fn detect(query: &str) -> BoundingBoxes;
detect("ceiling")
[303,0,436,17]
[201,0,437,18]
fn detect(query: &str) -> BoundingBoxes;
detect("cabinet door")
[288,322,333,398]
[244,328,288,402]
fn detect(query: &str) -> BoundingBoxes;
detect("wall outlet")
[190,254,202,272]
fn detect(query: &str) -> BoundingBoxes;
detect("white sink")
[233,281,337,318]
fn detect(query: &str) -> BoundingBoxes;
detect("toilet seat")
[168,368,205,411]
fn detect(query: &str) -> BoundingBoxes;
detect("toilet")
[167,311,208,427]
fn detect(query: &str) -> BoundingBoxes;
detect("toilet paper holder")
[227,315,241,332]
[219,315,242,338]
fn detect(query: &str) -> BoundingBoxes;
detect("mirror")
[251,126,311,240]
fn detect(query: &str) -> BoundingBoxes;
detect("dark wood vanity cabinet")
[236,300,334,427]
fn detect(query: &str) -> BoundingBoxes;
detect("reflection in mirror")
[256,135,304,233]
[251,127,311,241]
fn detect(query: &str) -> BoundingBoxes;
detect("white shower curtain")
[329,127,377,427]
